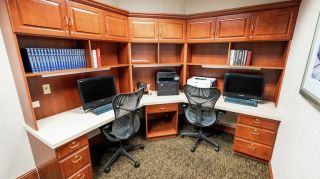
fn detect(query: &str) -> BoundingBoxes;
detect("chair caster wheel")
[190,148,195,152]
[104,167,111,173]
[140,145,145,149]
[134,161,140,168]
[214,147,219,152]
[180,135,184,138]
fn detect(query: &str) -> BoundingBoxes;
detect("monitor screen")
[223,73,264,100]
[77,76,117,110]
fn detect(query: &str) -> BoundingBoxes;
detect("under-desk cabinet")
[28,134,93,179]
[145,103,179,139]
[233,114,280,161]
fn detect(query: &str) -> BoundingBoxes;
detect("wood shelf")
[132,63,183,68]
[147,122,177,138]
[25,67,111,78]
[200,64,284,70]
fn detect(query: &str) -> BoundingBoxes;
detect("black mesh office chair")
[180,84,225,152]
[100,88,144,173]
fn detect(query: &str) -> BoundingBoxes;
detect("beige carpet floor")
[93,124,269,179]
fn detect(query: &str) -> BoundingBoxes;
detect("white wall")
[271,0,320,179]
[99,0,118,7]
[0,29,36,178]
[184,0,287,14]
[117,0,185,14]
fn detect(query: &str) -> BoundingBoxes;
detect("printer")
[187,76,216,88]
[156,72,179,96]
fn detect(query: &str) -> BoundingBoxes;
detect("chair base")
[103,143,144,173]
[180,130,219,152]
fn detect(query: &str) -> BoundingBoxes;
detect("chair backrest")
[111,88,144,139]
[183,84,221,126]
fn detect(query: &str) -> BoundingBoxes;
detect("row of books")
[21,48,86,72]
[229,49,252,66]
[91,48,102,68]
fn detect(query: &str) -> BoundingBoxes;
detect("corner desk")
[25,92,281,178]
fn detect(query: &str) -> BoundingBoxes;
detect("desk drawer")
[67,163,93,179]
[56,136,88,160]
[235,124,276,146]
[233,138,272,161]
[59,146,91,178]
[146,103,178,114]
[238,114,279,131]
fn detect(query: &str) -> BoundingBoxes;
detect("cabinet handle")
[159,107,166,110]
[68,17,74,27]
[64,16,69,33]
[106,24,109,33]
[252,118,261,124]
[77,173,85,179]
[69,141,80,149]
[250,24,254,34]
[71,155,83,163]
[248,144,256,150]
[251,129,260,136]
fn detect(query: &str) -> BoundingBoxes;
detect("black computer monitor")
[77,76,117,111]
[223,73,264,100]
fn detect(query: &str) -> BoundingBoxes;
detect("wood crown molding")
[81,0,301,19]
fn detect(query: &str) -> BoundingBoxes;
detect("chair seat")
[104,114,140,141]
[185,107,217,127]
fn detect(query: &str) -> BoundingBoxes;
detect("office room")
[0,0,320,178]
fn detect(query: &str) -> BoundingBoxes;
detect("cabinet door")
[251,8,298,40]
[159,19,186,43]
[66,1,104,40]
[187,18,215,42]
[7,0,69,37]
[104,12,128,41]
[215,13,251,42]
[129,18,158,42]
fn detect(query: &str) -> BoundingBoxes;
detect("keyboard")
[224,97,258,107]
[91,103,113,115]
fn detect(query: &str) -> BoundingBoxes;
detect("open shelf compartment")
[146,112,178,139]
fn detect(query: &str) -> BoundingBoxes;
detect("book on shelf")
[96,48,102,68]
[92,49,98,68]
[229,49,252,66]
[21,48,86,73]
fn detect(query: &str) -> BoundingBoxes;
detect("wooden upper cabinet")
[158,19,186,43]
[187,18,216,42]
[104,12,128,41]
[129,18,158,42]
[215,13,252,42]
[251,8,298,40]
[66,1,104,40]
[7,0,69,37]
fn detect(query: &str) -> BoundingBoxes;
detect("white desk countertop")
[25,92,281,149]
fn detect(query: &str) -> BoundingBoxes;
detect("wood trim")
[16,168,38,179]
[269,162,274,179]
[129,12,186,19]
[187,0,301,19]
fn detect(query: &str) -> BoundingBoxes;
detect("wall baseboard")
[17,168,38,179]
[269,162,274,179]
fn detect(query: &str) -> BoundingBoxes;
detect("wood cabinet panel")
[233,138,272,161]
[104,12,128,41]
[56,136,88,160]
[67,1,104,40]
[251,8,298,40]
[146,103,178,114]
[7,0,69,37]
[235,124,276,146]
[129,18,158,42]
[237,114,279,131]
[67,163,93,179]
[59,146,91,178]
[159,19,186,43]
[187,17,215,42]
[215,13,251,41]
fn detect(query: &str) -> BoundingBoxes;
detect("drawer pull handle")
[71,155,83,163]
[160,107,166,110]
[77,173,85,179]
[252,118,261,124]
[69,141,80,149]
[248,144,256,150]
[251,129,260,136]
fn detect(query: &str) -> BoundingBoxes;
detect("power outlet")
[32,101,40,108]
[42,84,51,95]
